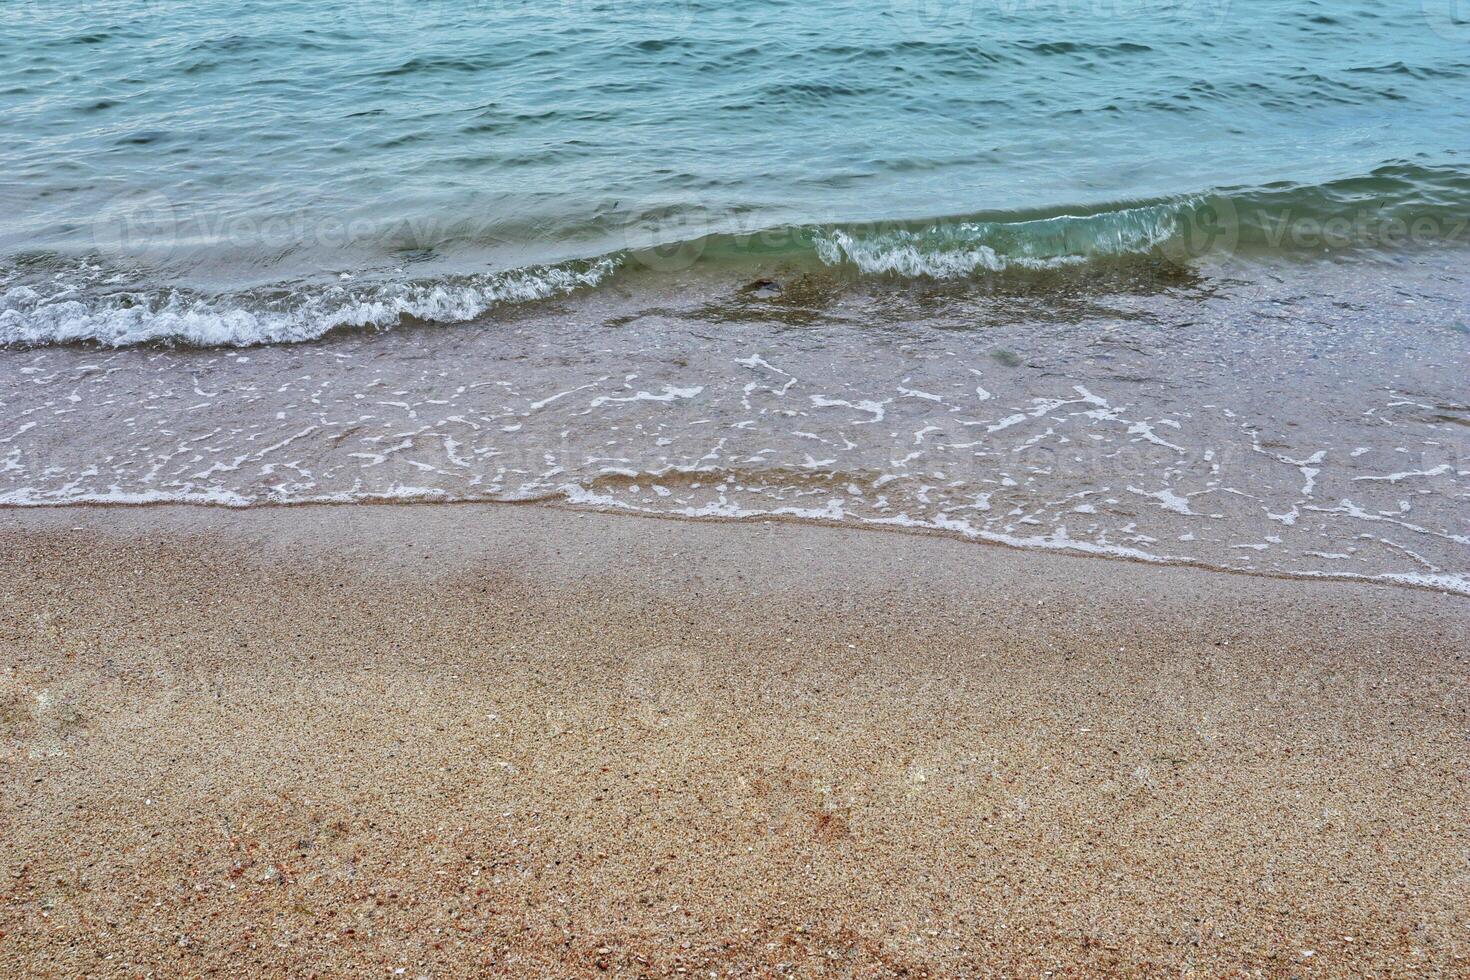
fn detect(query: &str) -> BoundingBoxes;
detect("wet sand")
[1,503,1466,976]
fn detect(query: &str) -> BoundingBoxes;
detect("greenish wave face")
[3,0,1470,345]
[779,163,1470,277]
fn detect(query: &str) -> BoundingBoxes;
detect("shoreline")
[6,249,1466,595]
[2,503,1467,975]
[3,497,1467,600]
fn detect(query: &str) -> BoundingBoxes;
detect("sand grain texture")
[1,504,1467,977]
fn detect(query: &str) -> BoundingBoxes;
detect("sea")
[2,0,1467,592]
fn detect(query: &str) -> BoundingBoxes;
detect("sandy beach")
[0,502,1464,975]
[1,503,1466,976]
[8,0,1470,976]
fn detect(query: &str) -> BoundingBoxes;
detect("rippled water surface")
[5,0,1470,341]
[1,0,1467,591]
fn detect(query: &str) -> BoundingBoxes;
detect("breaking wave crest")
[5,162,1470,348]
[810,201,1186,276]
[0,257,619,348]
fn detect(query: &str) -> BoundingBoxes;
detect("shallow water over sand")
[3,254,1466,593]
[6,0,1470,344]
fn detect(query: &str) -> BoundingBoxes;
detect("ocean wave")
[810,202,1183,276]
[0,257,618,348]
[4,162,1470,347]
[806,162,1470,276]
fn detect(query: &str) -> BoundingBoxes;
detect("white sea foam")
[5,461,1467,597]
[811,204,1183,277]
[3,259,1466,601]
[814,228,1035,276]
[0,486,255,507]
[0,258,619,348]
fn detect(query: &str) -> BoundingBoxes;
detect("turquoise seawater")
[3,0,1470,344]
[3,2,1467,592]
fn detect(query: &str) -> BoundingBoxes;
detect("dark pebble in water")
[744,279,782,299]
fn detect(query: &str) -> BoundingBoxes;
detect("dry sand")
[1,503,1466,977]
